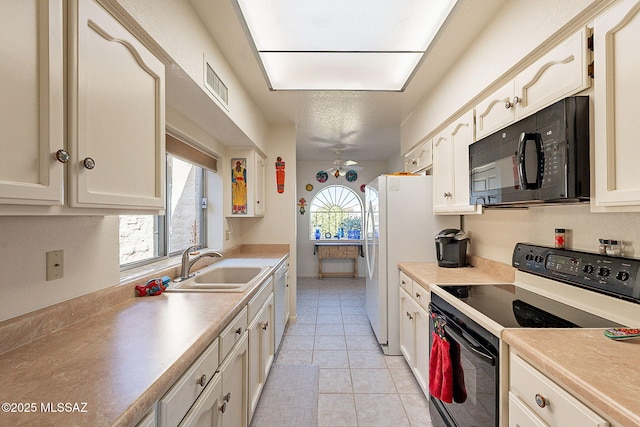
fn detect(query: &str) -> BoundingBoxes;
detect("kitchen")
[2,0,640,426]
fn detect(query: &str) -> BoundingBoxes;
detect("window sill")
[119,256,182,286]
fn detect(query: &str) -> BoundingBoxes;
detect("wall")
[296,160,389,278]
[0,216,120,322]
[401,0,599,153]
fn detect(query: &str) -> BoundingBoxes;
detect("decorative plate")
[316,171,328,183]
[346,170,358,182]
[360,184,366,192]
[305,183,313,191]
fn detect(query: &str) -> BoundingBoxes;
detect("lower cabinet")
[398,271,431,396]
[509,353,609,427]
[248,293,275,422]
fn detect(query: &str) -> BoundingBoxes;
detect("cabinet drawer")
[509,392,549,427]
[510,354,609,427]
[399,271,413,293]
[248,277,273,322]
[159,339,219,427]
[219,307,248,361]
[411,282,430,312]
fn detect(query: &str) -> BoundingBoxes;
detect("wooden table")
[314,242,363,278]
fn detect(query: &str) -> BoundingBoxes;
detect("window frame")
[309,184,363,241]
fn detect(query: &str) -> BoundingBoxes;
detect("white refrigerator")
[364,175,459,355]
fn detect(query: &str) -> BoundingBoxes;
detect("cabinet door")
[475,81,515,139]
[0,0,64,205]
[68,0,165,209]
[399,288,416,367]
[413,303,430,395]
[432,131,453,212]
[260,295,275,382]
[508,392,549,427]
[594,0,640,208]
[179,372,223,427]
[449,111,480,213]
[220,333,249,427]
[247,294,274,422]
[515,28,590,119]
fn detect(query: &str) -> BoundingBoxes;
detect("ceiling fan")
[325,149,363,178]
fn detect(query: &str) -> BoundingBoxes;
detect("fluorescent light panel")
[236,0,457,91]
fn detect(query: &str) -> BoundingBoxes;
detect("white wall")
[0,216,120,322]
[296,160,390,277]
[401,0,598,153]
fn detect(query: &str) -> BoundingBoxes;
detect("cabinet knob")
[512,96,521,105]
[406,311,413,320]
[219,402,227,413]
[505,101,512,109]
[55,149,70,163]
[415,292,421,298]
[224,392,231,402]
[535,393,547,408]
[197,374,207,386]
[262,321,269,331]
[83,157,95,170]
[235,327,243,335]
[443,192,452,198]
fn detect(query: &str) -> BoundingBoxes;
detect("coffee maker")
[435,229,469,268]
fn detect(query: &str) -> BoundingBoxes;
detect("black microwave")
[469,96,590,206]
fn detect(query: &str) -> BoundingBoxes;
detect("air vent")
[205,61,228,106]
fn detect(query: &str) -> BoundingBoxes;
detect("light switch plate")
[46,250,63,281]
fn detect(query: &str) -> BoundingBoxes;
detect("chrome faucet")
[175,245,223,282]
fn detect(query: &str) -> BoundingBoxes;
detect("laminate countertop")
[503,328,640,427]
[0,249,288,427]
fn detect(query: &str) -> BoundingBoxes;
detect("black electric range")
[428,243,640,427]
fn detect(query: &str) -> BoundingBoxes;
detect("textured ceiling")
[189,0,506,162]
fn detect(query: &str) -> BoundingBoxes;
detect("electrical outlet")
[46,250,64,281]
[225,230,230,241]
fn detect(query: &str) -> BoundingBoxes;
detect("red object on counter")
[135,278,167,297]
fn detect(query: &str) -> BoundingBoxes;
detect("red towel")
[429,332,453,403]
[449,340,467,403]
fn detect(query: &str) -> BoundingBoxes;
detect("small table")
[313,241,363,279]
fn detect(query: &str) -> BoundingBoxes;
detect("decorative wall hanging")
[306,184,313,191]
[360,184,366,192]
[345,170,358,182]
[316,170,328,183]
[298,198,307,215]
[231,158,247,214]
[275,156,285,193]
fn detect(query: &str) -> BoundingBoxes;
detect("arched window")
[309,185,363,240]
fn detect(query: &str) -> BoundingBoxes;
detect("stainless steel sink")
[166,263,271,293]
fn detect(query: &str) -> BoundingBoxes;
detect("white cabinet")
[0,0,165,212]
[248,281,275,422]
[179,370,224,427]
[593,0,640,209]
[432,110,481,214]
[274,259,290,351]
[398,272,430,395]
[404,139,433,173]
[219,332,249,427]
[136,407,157,427]
[0,0,64,206]
[509,353,609,427]
[476,28,590,139]
[227,148,266,217]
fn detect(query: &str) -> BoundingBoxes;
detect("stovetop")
[437,284,622,328]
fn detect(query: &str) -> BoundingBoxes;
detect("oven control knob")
[597,266,611,277]
[525,253,534,261]
[534,255,544,263]
[583,264,594,274]
[616,271,630,281]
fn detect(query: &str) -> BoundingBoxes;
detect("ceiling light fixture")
[234,0,458,91]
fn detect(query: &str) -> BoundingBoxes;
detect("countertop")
[503,328,640,427]
[398,256,515,289]
[0,248,288,427]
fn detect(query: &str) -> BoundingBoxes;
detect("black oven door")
[429,296,500,427]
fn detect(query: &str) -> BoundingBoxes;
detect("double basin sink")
[165,257,280,293]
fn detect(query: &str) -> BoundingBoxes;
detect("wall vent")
[205,61,228,106]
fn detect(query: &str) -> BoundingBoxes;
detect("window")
[309,185,363,240]
[119,154,206,267]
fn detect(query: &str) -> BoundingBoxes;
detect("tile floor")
[274,277,434,427]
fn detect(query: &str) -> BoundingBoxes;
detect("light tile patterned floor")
[274,277,434,427]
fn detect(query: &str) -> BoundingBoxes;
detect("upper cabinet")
[432,110,481,215]
[227,148,266,217]
[0,0,165,213]
[0,0,65,205]
[475,27,591,140]
[404,139,433,174]
[593,0,640,209]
